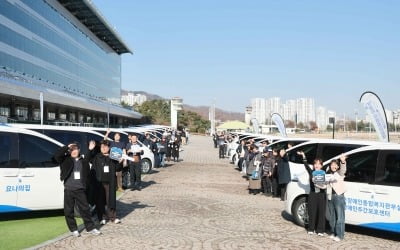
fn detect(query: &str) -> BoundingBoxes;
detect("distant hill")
[183,104,244,122]
[122,89,244,122]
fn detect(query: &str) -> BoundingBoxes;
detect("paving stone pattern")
[40,136,400,250]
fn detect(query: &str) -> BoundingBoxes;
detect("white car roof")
[323,143,400,165]
[10,124,107,138]
[286,138,383,153]
[0,123,64,146]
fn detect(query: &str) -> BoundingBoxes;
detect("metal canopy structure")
[57,0,132,55]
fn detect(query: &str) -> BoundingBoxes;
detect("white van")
[0,124,64,213]
[285,143,400,233]
[284,139,377,182]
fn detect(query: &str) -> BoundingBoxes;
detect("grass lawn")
[0,212,82,250]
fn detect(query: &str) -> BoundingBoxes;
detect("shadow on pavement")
[117,201,153,219]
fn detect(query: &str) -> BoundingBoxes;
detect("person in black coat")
[91,140,123,225]
[277,149,291,201]
[54,141,101,237]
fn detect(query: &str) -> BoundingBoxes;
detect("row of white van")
[229,132,400,233]
[0,123,169,213]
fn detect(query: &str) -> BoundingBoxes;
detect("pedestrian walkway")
[41,136,399,250]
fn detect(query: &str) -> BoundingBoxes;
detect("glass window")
[19,134,59,168]
[345,150,378,183]
[288,143,317,164]
[376,151,400,187]
[321,144,362,162]
[0,132,18,168]
[44,130,83,147]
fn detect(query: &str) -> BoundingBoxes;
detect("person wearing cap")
[54,141,101,237]
[261,148,275,197]
[91,140,123,225]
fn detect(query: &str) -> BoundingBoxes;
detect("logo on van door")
[346,197,400,217]
[5,184,31,192]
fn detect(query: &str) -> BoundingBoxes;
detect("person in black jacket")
[54,141,101,237]
[277,149,291,201]
[126,134,144,190]
[92,140,123,225]
[297,151,327,236]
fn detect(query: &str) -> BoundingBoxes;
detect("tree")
[135,100,210,133]
[309,121,318,131]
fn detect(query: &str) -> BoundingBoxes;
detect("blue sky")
[93,0,399,115]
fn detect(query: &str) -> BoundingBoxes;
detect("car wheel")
[292,196,308,227]
[141,159,152,174]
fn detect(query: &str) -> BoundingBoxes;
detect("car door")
[17,133,63,210]
[371,150,400,233]
[0,132,19,212]
[343,150,379,226]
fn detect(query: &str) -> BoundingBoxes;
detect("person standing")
[261,148,275,196]
[277,149,291,201]
[104,129,126,192]
[212,133,218,148]
[217,132,226,159]
[172,137,180,162]
[236,140,247,171]
[248,145,262,194]
[54,141,101,237]
[157,137,168,167]
[326,155,347,242]
[92,140,123,225]
[271,149,280,198]
[298,151,327,236]
[126,134,144,191]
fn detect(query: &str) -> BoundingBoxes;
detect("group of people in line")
[216,134,347,242]
[56,128,187,237]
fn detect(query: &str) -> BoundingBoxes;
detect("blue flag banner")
[359,91,389,142]
[271,113,287,137]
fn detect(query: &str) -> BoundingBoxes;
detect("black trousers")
[219,145,225,158]
[308,191,327,233]
[262,176,273,194]
[272,177,279,197]
[238,157,244,170]
[280,183,287,200]
[130,161,142,187]
[64,189,95,232]
[96,183,117,222]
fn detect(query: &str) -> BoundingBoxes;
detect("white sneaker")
[333,236,341,242]
[72,230,81,237]
[88,229,101,236]
[114,219,121,224]
[329,234,335,239]
[317,233,325,237]
[100,220,107,225]
[308,231,315,235]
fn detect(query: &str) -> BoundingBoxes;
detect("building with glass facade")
[0,0,141,126]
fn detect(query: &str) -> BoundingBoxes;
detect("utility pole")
[355,109,358,133]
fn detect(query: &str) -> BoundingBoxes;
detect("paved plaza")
[41,136,399,250]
